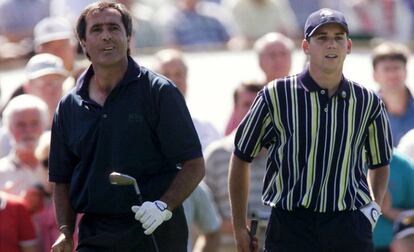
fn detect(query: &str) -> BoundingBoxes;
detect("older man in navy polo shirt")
[49,2,204,252]
[229,8,392,252]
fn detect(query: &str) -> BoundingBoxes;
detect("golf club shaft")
[109,172,161,252]
[133,185,160,252]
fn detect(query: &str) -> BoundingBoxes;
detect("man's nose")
[101,29,112,41]
[326,38,337,48]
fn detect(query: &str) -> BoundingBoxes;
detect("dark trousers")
[264,207,373,252]
[76,206,188,252]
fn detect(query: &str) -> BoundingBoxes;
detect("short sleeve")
[49,104,78,183]
[234,91,274,162]
[156,84,203,163]
[365,100,393,169]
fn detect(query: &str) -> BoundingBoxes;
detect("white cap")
[394,210,414,239]
[25,53,68,80]
[34,17,74,47]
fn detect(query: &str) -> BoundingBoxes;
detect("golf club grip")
[249,218,258,252]
[150,234,160,252]
[137,194,143,204]
[135,196,159,252]
[250,219,258,237]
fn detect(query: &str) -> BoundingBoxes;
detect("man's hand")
[131,200,172,235]
[359,201,382,230]
[50,233,73,252]
[234,227,258,252]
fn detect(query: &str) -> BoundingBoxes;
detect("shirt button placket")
[320,90,328,112]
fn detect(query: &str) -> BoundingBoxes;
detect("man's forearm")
[53,183,76,237]
[228,154,250,230]
[368,165,390,206]
[161,157,205,210]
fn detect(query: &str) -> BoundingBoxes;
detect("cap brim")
[307,22,348,39]
[34,32,73,46]
[396,227,414,239]
[28,69,68,80]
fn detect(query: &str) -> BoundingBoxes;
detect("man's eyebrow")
[314,31,346,36]
[106,22,121,27]
[90,22,121,28]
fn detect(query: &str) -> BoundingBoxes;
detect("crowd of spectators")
[2,0,414,64]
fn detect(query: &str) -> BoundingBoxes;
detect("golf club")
[109,172,142,201]
[109,172,160,252]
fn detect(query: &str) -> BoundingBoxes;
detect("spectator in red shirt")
[0,191,38,252]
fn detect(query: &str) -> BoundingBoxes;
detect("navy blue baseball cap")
[304,8,349,40]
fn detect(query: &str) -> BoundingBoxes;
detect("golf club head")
[109,172,136,185]
[109,172,141,195]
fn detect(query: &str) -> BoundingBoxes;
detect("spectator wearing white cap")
[34,16,78,93]
[391,210,414,252]
[34,16,77,73]
[23,53,68,125]
[0,54,67,158]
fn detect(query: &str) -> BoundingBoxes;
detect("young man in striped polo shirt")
[229,8,392,252]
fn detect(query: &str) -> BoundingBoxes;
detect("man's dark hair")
[76,1,133,57]
[233,81,264,104]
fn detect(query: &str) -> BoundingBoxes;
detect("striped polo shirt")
[234,69,393,212]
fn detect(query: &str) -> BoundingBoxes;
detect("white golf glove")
[131,200,172,235]
[359,201,381,230]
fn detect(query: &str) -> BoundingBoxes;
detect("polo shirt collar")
[298,68,350,99]
[75,56,142,97]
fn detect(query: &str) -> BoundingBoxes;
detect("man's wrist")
[158,198,174,211]
[232,219,248,230]
[154,200,168,211]
[370,201,382,221]
[59,225,74,237]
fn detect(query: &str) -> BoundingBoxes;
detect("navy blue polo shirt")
[49,57,203,215]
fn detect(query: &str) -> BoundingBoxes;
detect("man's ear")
[302,39,310,55]
[347,38,352,54]
[80,39,86,48]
